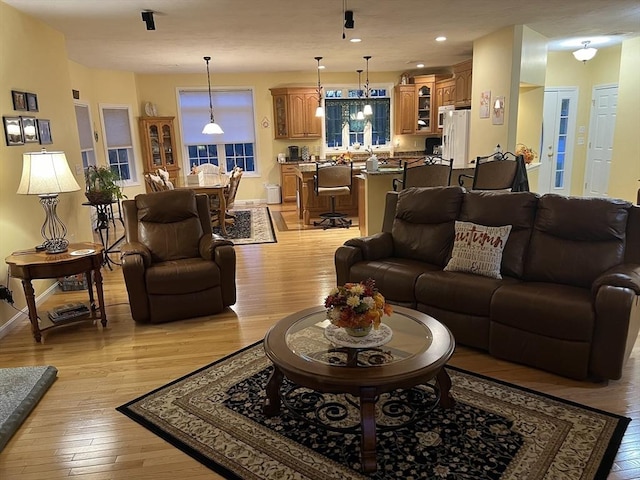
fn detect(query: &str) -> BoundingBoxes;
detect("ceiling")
[4,0,640,75]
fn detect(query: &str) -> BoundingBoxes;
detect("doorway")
[583,84,618,197]
[538,88,578,195]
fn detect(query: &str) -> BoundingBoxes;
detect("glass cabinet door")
[149,125,162,166]
[417,85,431,131]
[162,124,174,165]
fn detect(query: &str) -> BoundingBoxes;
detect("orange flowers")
[324,279,392,330]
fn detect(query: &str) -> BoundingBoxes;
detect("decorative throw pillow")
[444,221,512,279]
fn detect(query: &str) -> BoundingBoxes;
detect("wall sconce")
[573,41,598,63]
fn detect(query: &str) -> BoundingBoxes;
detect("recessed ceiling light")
[318,65,326,70]
[416,63,425,68]
[435,36,447,42]
[350,38,362,43]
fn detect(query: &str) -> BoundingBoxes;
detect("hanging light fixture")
[363,55,373,116]
[572,41,598,63]
[315,56,325,117]
[202,56,223,134]
[355,69,365,120]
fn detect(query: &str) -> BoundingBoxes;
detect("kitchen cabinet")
[139,117,180,190]
[394,84,416,135]
[436,78,456,108]
[395,75,449,135]
[270,87,322,139]
[280,163,299,202]
[453,60,473,107]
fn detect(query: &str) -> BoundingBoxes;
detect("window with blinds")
[74,104,96,169]
[178,89,257,173]
[101,106,135,181]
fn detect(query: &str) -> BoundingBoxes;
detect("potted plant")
[84,165,126,204]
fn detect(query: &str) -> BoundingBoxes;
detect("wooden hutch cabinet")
[139,117,180,190]
[270,87,322,139]
[453,60,473,108]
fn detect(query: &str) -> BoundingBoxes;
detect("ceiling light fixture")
[202,56,223,134]
[573,41,598,63]
[350,38,362,43]
[315,56,324,117]
[416,63,425,68]
[356,69,365,120]
[363,55,372,116]
[435,36,447,42]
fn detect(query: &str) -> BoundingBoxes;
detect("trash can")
[266,184,281,204]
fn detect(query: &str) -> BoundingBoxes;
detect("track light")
[344,10,354,29]
[141,11,155,31]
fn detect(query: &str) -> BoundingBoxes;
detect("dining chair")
[393,156,453,191]
[458,152,529,191]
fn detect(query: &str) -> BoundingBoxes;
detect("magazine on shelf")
[48,302,91,323]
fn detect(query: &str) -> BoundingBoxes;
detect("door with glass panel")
[538,88,578,195]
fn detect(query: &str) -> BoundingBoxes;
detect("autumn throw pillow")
[444,221,512,279]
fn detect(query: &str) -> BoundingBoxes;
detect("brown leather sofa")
[121,189,236,324]
[335,186,640,380]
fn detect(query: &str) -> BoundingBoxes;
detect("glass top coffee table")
[263,305,455,473]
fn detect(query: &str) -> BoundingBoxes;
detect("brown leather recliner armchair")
[120,189,236,324]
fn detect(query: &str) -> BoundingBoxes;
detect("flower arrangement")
[324,278,392,330]
[516,144,537,164]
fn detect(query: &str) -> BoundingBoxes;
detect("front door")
[583,85,618,197]
[538,88,578,195]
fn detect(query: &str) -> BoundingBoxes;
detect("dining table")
[176,179,228,235]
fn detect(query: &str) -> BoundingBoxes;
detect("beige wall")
[610,37,640,202]
[0,2,93,328]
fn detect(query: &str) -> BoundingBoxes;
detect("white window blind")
[179,90,255,145]
[75,105,94,150]
[103,108,133,148]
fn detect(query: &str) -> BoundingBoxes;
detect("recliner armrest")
[344,232,394,260]
[120,241,152,267]
[592,263,640,296]
[199,234,234,260]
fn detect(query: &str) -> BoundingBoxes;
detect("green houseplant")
[84,165,126,204]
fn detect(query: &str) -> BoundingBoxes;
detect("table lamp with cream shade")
[17,149,81,254]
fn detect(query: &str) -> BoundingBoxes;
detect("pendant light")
[572,41,597,63]
[355,69,365,120]
[202,56,223,134]
[363,56,373,116]
[315,56,325,117]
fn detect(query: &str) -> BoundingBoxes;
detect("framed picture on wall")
[11,91,27,111]
[26,92,39,112]
[3,116,24,145]
[21,116,39,143]
[38,119,53,144]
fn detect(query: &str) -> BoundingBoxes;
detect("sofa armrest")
[214,242,237,307]
[120,241,152,267]
[592,263,640,296]
[344,232,394,260]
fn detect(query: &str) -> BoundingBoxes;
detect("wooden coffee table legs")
[263,365,455,474]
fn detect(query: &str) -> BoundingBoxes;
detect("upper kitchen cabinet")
[394,84,416,135]
[270,87,322,139]
[436,78,456,108]
[397,74,449,135]
[139,117,179,187]
[453,60,473,108]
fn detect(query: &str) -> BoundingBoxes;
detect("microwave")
[437,105,455,129]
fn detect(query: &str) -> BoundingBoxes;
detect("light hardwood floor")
[1,203,638,479]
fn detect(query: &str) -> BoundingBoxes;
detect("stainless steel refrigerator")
[442,110,471,169]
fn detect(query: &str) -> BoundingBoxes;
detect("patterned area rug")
[0,366,58,452]
[117,343,629,480]
[213,206,277,245]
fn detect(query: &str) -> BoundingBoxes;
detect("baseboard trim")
[0,282,58,340]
